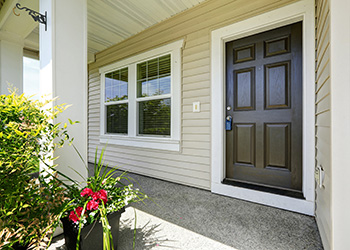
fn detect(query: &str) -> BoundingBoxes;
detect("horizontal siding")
[315,0,331,249]
[88,0,298,190]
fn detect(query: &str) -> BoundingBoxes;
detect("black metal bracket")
[13,3,47,31]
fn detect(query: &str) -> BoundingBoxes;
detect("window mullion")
[136,94,172,102]
[105,100,128,105]
[128,64,137,137]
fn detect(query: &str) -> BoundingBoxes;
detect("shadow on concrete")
[119,217,176,250]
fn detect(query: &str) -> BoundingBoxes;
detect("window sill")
[99,135,180,151]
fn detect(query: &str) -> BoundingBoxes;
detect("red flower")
[91,191,100,202]
[69,207,84,223]
[76,206,83,215]
[87,200,99,210]
[99,189,108,204]
[80,188,93,197]
[91,190,108,204]
[69,211,78,222]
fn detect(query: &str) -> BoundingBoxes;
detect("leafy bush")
[0,91,74,249]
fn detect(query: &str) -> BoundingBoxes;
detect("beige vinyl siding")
[88,0,298,190]
[315,0,331,249]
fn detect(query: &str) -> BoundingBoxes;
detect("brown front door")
[225,22,302,194]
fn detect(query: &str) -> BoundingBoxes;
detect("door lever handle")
[226,115,232,130]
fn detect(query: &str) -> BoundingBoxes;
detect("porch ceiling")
[87,0,207,60]
[0,0,207,62]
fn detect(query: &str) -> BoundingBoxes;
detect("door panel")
[264,123,290,170]
[234,68,255,110]
[265,61,290,109]
[225,22,302,192]
[234,123,255,166]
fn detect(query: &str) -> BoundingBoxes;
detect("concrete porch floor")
[50,170,323,250]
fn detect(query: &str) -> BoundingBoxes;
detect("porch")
[50,168,323,250]
[1,0,350,249]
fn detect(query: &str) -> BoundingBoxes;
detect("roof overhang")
[0,0,207,62]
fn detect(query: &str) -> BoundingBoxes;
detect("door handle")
[226,115,232,130]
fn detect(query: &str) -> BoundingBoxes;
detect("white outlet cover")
[193,102,200,112]
[316,165,325,188]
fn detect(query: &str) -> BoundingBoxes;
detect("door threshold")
[223,178,304,199]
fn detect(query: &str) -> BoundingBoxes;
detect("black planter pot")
[61,208,125,250]
[12,243,30,250]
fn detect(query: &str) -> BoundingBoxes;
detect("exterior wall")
[88,0,298,190]
[315,0,331,249]
[0,38,23,94]
[329,0,350,249]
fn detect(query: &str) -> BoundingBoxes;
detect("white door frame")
[211,0,315,215]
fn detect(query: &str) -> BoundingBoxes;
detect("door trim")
[211,0,315,215]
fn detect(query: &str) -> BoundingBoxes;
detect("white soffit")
[87,0,207,60]
[0,0,39,42]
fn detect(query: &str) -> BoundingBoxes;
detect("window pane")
[106,104,128,134]
[139,98,170,136]
[159,75,170,95]
[105,78,113,101]
[137,54,171,97]
[137,62,147,80]
[105,68,128,102]
[137,79,147,98]
[147,58,158,78]
[120,68,128,82]
[159,55,170,75]
[148,77,159,96]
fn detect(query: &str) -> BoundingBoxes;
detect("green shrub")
[0,91,74,249]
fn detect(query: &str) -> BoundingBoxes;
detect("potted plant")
[60,148,147,250]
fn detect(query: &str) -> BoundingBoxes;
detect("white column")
[330,0,350,249]
[39,0,88,183]
[0,33,23,94]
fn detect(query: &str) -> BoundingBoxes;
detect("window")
[99,40,183,151]
[137,55,171,136]
[105,68,128,134]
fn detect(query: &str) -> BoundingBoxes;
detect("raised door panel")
[264,123,291,170]
[233,123,255,166]
[234,68,255,110]
[264,35,290,57]
[234,44,255,63]
[265,61,290,109]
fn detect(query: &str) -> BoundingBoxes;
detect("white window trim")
[211,0,315,215]
[99,39,184,151]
